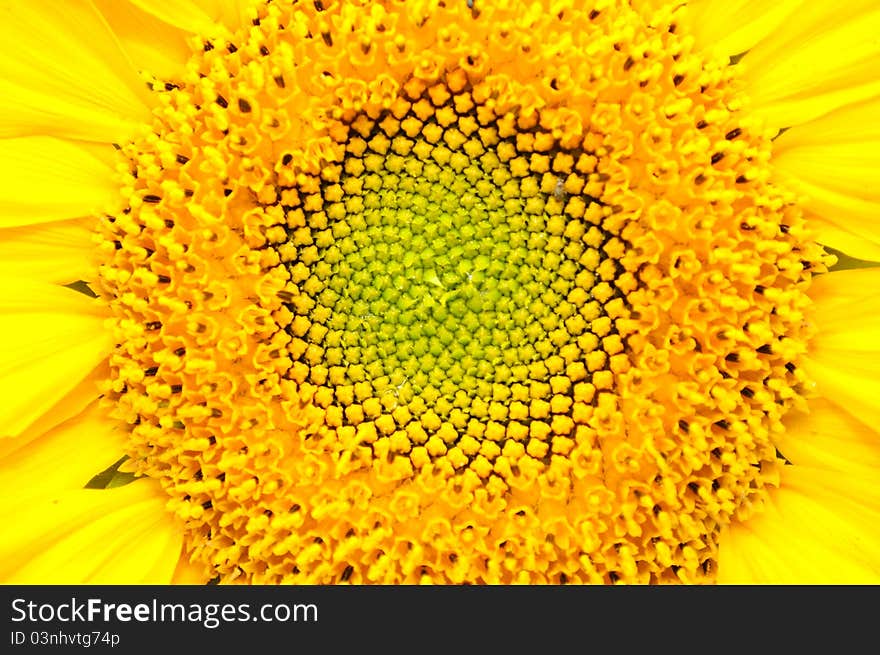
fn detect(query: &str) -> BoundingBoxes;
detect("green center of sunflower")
[96,0,828,584]
[288,94,618,469]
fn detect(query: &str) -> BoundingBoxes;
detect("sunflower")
[1,0,878,585]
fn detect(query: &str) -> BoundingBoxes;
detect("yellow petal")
[685,0,802,59]
[772,97,880,260]
[3,360,107,447]
[0,402,126,494]
[0,481,182,584]
[740,0,880,129]
[777,397,880,477]
[129,0,242,38]
[93,0,193,82]
[718,466,880,583]
[0,0,152,142]
[810,221,880,265]
[0,137,117,228]
[804,356,880,437]
[808,267,880,313]
[0,218,96,284]
[0,282,112,437]
[805,268,880,429]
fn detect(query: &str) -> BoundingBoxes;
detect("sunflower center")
[96,0,827,584]
[284,85,620,472]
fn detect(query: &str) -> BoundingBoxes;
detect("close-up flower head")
[1,0,878,585]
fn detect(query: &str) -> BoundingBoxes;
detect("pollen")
[96,0,829,584]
